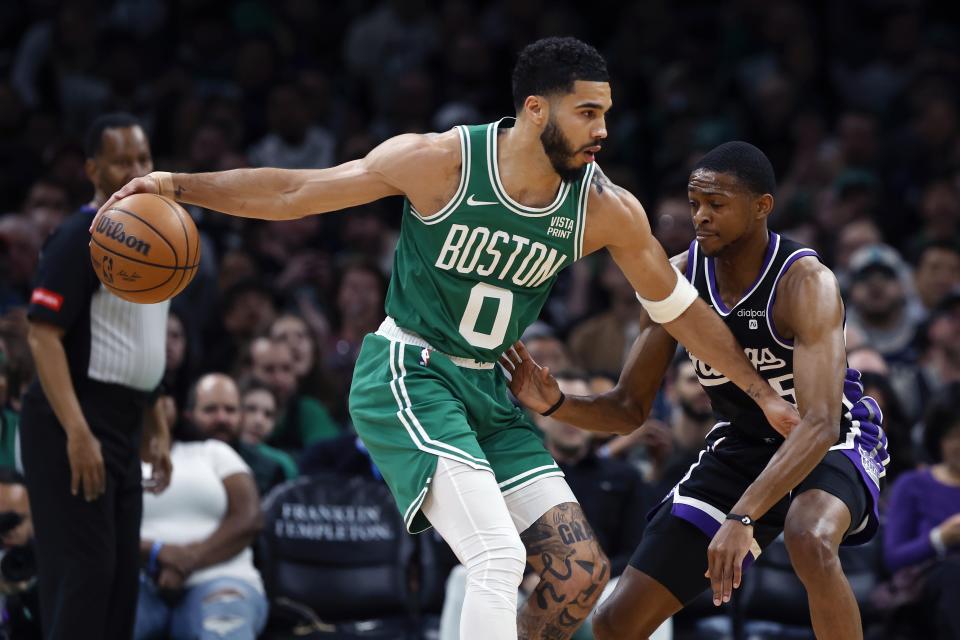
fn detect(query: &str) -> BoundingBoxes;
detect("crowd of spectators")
[1,0,959,638]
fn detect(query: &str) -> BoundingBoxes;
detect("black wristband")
[541,392,566,417]
[726,512,754,527]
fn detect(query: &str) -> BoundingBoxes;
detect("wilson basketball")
[89,193,200,304]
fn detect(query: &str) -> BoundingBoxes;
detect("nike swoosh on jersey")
[466,194,498,206]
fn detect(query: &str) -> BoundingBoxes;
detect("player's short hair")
[83,112,143,159]
[512,37,609,111]
[693,141,777,196]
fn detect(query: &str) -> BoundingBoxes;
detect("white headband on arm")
[635,264,699,324]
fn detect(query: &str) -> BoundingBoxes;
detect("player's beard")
[540,118,586,183]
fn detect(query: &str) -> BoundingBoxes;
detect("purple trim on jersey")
[671,503,758,570]
[706,232,780,315]
[843,368,864,398]
[672,502,721,537]
[838,446,882,546]
[684,240,697,282]
[765,248,820,347]
[862,396,884,425]
[834,367,888,545]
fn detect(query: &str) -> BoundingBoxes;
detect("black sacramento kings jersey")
[685,233,889,491]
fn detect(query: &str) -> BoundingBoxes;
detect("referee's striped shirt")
[27,205,168,394]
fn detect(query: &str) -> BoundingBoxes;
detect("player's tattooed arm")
[745,383,764,402]
[518,503,610,640]
[591,165,626,196]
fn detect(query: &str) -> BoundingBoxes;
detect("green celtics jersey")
[385,118,595,363]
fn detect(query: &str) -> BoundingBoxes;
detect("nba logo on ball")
[89,193,200,304]
[749,319,758,330]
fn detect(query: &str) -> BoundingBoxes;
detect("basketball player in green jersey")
[98,38,798,640]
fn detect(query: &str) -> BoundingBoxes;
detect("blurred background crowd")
[0,0,959,639]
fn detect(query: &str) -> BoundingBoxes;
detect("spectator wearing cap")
[845,244,922,366]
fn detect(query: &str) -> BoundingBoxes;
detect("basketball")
[89,193,200,304]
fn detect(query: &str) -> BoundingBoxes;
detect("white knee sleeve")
[424,457,526,640]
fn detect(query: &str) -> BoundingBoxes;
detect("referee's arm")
[26,214,107,502]
[27,321,106,501]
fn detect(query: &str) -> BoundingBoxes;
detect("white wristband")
[930,526,948,558]
[636,264,699,324]
[150,171,175,199]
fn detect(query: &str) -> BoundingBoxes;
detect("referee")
[20,113,173,640]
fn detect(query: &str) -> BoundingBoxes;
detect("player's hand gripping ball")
[89,193,200,304]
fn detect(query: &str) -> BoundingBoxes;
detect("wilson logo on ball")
[96,218,152,256]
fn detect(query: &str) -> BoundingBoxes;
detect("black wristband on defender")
[541,392,566,417]
[726,512,754,527]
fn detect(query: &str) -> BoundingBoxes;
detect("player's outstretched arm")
[585,173,799,437]
[94,132,455,225]
[501,260,682,435]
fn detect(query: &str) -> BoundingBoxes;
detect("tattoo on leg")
[518,503,610,640]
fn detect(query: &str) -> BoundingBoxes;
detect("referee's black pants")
[20,382,147,640]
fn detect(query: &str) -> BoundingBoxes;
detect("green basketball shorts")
[349,331,563,533]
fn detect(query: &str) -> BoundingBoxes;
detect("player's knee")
[592,601,618,640]
[583,548,612,604]
[464,528,526,590]
[593,596,646,640]
[784,525,840,580]
[540,544,610,609]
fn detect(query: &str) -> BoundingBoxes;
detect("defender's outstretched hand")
[499,341,562,415]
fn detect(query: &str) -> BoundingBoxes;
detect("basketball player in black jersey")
[501,141,888,640]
